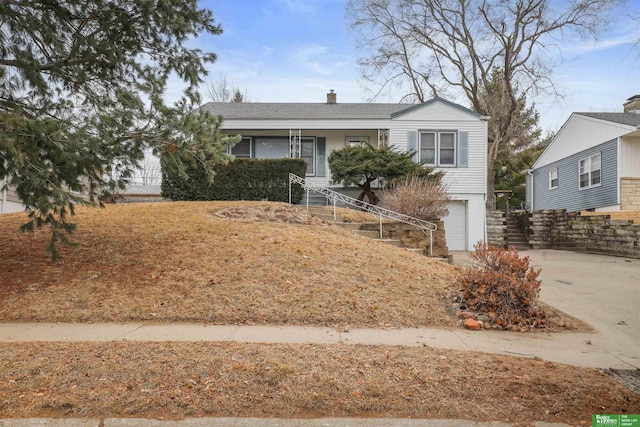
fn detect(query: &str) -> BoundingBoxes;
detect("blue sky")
[188,0,640,133]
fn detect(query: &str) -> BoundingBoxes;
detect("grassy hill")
[0,201,458,327]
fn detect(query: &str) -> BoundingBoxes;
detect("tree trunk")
[357,178,380,206]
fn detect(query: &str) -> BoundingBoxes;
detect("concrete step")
[299,194,328,207]
[307,207,333,215]
[354,229,380,239]
[378,238,403,247]
[506,234,528,241]
[313,213,345,223]
[333,222,362,230]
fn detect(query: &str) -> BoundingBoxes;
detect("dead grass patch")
[0,202,458,327]
[1,342,637,423]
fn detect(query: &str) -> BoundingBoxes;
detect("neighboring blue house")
[526,95,640,212]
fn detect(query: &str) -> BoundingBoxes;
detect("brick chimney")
[326,89,337,104]
[623,94,640,113]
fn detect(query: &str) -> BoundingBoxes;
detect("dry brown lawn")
[0,201,458,327]
[0,201,633,423]
[1,342,638,424]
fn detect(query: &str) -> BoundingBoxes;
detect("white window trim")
[549,167,558,190]
[418,131,457,167]
[578,152,602,190]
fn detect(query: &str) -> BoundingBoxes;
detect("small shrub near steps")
[454,243,546,331]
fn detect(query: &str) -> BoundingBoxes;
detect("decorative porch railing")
[288,173,438,256]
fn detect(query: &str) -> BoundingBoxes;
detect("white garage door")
[442,201,467,251]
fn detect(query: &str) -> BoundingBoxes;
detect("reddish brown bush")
[459,243,545,330]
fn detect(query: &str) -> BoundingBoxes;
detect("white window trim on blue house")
[549,167,558,190]
[578,152,601,190]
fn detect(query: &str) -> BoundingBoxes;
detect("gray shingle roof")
[577,112,640,127]
[199,102,411,120]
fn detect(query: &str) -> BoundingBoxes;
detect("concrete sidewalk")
[1,323,589,427]
[0,321,635,369]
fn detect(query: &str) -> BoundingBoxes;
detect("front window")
[549,168,558,189]
[419,132,436,165]
[243,136,318,177]
[301,138,315,176]
[419,131,456,167]
[230,137,251,158]
[579,153,601,189]
[254,138,289,159]
[439,132,456,166]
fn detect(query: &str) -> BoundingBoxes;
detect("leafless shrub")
[459,243,545,329]
[381,174,450,220]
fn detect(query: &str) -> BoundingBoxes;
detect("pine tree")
[328,143,424,205]
[0,0,234,259]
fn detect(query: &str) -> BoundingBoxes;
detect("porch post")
[289,129,301,158]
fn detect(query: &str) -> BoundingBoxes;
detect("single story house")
[526,95,640,212]
[200,91,489,251]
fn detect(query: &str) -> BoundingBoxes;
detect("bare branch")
[347,0,619,208]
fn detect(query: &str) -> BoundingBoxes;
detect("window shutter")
[458,131,468,168]
[407,130,419,163]
[316,137,326,177]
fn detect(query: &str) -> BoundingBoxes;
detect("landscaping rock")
[464,318,482,330]
[477,314,491,323]
[457,311,476,320]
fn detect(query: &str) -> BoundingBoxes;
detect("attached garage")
[442,200,467,251]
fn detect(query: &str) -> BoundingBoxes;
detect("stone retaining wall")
[529,209,640,258]
[486,210,507,248]
[360,220,448,257]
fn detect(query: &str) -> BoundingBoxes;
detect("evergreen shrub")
[161,157,307,203]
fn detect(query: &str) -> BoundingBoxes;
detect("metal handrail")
[288,173,437,256]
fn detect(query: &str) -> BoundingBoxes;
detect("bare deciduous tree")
[206,75,249,102]
[134,156,162,186]
[347,0,620,208]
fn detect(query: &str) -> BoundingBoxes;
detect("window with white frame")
[419,131,456,166]
[229,137,251,158]
[549,167,558,189]
[301,137,315,176]
[579,153,601,189]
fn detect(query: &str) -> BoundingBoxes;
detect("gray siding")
[532,139,618,211]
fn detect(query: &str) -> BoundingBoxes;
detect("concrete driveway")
[453,249,640,369]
